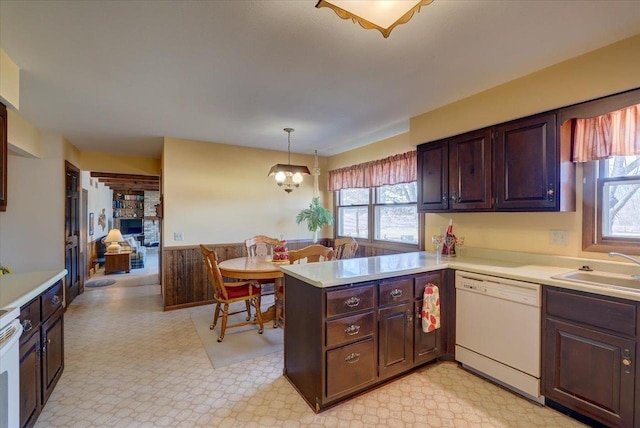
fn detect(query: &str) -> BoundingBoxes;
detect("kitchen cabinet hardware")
[345,324,360,336]
[344,297,360,308]
[345,352,360,364]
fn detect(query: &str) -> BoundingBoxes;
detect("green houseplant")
[296,197,334,243]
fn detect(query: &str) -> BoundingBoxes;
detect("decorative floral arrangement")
[0,264,12,275]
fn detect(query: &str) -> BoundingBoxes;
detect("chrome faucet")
[609,252,640,279]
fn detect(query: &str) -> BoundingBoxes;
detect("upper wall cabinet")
[494,113,558,211]
[0,102,7,212]
[417,111,575,213]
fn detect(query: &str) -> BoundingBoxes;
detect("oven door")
[0,318,23,428]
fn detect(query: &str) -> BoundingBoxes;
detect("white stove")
[0,307,20,330]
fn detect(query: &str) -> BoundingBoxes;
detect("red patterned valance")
[328,151,417,191]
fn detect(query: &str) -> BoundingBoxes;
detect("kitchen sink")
[552,271,640,291]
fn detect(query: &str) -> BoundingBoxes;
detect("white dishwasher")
[455,271,543,403]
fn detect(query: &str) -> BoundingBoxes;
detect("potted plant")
[296,197,334,243]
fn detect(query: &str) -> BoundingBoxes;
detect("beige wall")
[409,34,640,260]
[0,133,66,273]
[80,151,161,175]
[7,110,41,158]
[0,48,20,110]
[327,132,413,171]
[162,137,332,247]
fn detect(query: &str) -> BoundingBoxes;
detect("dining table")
[217,255,287,327]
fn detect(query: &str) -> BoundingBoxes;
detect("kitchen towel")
[422,283,441,333]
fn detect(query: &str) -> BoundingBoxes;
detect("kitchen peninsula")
[280,250,640,427]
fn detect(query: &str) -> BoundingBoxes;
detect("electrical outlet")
[174,232,184,241]
[549,230,568,246]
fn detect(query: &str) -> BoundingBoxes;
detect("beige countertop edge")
[0,269,67,310]
[282,251,640,302]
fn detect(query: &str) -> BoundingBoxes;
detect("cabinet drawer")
[19,298,41,342]
[326,312,374,348]
[414,271,443,297]
[545,287,637,337]
[326,284,374,318]
[42,280,63,322]
[326,338,375,399]
[379,277,413,306]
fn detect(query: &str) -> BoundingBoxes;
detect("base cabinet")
[18,280,65,428]
[284,270,447,412]
[542,286,637,428]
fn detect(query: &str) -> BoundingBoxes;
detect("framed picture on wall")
[89,212,94,236]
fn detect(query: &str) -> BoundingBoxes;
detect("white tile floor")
[36,280,587,427]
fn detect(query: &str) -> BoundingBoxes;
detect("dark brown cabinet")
[284,270,447,412]
[417,111,574,212]
[448,128,492,210]
[417,140,449,211]
[494,113,558,210]
[414,271,445,364]
[378,277,413,379]
[0,102,7,212]
[543,286,637,428]
[19,280,65,428]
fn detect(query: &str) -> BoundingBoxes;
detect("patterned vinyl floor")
[35,282,586,427]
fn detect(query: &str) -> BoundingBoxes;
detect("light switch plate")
[174,232,184,241]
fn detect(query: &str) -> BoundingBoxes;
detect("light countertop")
[0,270,67,310]
[279,249,640,301]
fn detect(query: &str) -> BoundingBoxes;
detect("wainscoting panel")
[161,239,404,311]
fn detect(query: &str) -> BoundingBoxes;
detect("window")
[337,182,419,246]
[583,155,640,253]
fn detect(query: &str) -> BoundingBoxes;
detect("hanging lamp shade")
[268,128,311,193]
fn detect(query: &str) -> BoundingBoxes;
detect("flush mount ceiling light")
[316,0,433,38]
[268,128,311,193]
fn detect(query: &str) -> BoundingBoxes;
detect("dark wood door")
[448,128,492,210]
[543,318,635,427]
[41,310,64,405]
[65,162,81,304]
[417,140,449,212]
[378,302,412,379]
[19,332,42,428]
[0,102,7,211]
[494,113,558,210]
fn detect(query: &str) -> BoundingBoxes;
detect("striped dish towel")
[422,283,441,333]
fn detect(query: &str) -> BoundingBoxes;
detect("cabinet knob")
[345,324,361,336]
[623,358,632,367]
[547,183,555,202]
[50,295,61,305]
[389,288,403,299]
[344,297,361,308]
[21,319,33,332]
[345,352,361,364]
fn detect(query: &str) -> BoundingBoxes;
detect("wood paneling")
[161,238,332,310]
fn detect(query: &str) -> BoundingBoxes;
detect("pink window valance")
[573,104,640,162]
[328,151,417,191]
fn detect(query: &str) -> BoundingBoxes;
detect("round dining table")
[218,255,287,327]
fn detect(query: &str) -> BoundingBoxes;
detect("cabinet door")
[19,332,42,428]
[41,310,64,404]
[494,113,558,210]
[414,271,445,364]
[448,128,492,210]
[378,302,413,379]
[543,318,635,427]
[417,140,449,212]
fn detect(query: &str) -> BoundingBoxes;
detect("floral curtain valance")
[573,104,640,162]
[328,151,417,191]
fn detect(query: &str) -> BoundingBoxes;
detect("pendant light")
[268,128,311,193]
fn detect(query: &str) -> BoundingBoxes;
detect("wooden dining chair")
[200,244,264,342]
[245,235,282,257]
[273,244,336,328]
[334,237,359,259]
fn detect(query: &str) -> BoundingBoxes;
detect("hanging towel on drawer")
[422,284,441,332]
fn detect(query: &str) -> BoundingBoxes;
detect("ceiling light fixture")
[268,128,311,193]
[316,0,433,38]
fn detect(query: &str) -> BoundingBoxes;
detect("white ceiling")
[1,1,639,159]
